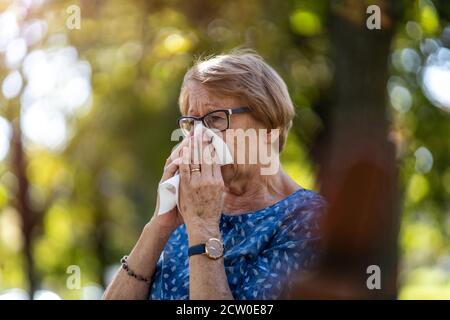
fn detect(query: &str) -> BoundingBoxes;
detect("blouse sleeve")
[233,197,326,300]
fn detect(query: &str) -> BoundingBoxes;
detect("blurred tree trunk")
[10,116,38,297]
[293,0,401,299]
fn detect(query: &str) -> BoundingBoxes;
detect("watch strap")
[188,243,206,257]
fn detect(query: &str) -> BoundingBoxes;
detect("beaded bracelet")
[120,255,151,283]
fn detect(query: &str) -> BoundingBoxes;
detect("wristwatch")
[188,238,224,260]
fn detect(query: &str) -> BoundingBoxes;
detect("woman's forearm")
[103,219,172,300]
[187,222,234,300]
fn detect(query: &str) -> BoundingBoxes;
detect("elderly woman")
[104,50,326,300]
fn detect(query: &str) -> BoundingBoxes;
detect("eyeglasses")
[178,107,250,135]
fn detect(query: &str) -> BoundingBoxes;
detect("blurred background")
[0,0,449,300]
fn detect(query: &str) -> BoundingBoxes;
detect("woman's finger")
[192,123,203,166]
[168,136,193,164]
[211,149,222,178]
[179,146,191,184]
[161,158,181,181]
[201,144,214,179]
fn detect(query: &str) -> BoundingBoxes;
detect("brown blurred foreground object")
[290,0,401,299]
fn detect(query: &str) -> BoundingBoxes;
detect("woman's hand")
[150,137,194,236]
[178,128,224,242]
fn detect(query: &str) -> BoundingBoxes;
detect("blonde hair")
[178,49,295,151]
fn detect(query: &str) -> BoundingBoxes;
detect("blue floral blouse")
[148,188,326,300]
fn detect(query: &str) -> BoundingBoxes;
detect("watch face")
[205,238,224,259]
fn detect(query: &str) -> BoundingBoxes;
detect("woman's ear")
[264,128,280,146]
[259,128,281,175]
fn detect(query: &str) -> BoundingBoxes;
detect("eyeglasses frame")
[177,107,251,133]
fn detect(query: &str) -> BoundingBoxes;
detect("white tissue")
[157,125,233,215]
